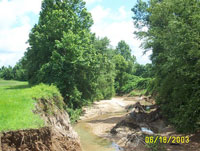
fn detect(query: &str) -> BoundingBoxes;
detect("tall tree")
[26,0,93,84]
[132,0,200,132]
[13,57,28,81]
[25,0,100,109]
[113,41,138,94]
[93,37,115,99]
[116,40,136,62]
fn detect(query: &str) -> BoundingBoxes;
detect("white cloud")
[0,1,151,67]
[90,5,151,64]
[0,53,23,67]
[0,0,41,28]
[0,0,42,67]
[119,6,128,19]
[90,5,110,23]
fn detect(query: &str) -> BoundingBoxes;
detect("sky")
[0,0,151,67]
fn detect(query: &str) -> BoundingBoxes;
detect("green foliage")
[0,57,27,81]
[133,63,154,78]
[132,0,149,29]
[94,37,115,100]
[112,41,153,95]
[133,0,200,132]
[36,30,99,109]
[31,83,64,110]
[113,41,136,95]
[21,0,153,122]
[121,75,152,94]
[26,0,93,84]
[129,89,146,96]
[25,0,100,110]
[25,0,117,113]
[12,57,28,81]
[116,40,136,62]
[113,54,129,94]
[136,78,152,90]
[66,107,82,123]
[146,140,166,151]
[0,66,14,80]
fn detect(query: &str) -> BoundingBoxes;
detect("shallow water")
[73,112,125,151]
[74,121,116,151]
[141,127,154,135]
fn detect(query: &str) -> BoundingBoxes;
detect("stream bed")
[73,112,125,151]
[74,122,116,151]
[72,97,139,151]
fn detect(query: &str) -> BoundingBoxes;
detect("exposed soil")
[1,127,52,151]
[0,97,81,151]
[1,127,81,151]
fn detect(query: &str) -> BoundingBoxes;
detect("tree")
[0,66,14,80]
[25,0,98,109]
[133,63,154,78]
[132,0,200,132]
[93,37,115,99]
[116,40,136,62]
[13,57,28,81]
[26,0,93,84]
[0,57,27,81]
[113,54,130,94]
[113,41,138,94]
[25,0,115,112]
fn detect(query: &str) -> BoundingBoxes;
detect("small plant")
[146,139,166,151]
[129,89,146,96]
[66,107,82,123]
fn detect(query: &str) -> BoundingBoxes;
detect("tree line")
[3,0,198,134]
[132,0,200,133]
[0,0,153,121]
[0,58,27,81]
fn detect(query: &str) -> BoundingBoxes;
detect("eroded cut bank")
[0,81,81,151]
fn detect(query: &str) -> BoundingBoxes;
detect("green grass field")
[0,80,45,132]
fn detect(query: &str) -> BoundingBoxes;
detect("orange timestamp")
[145,136,189,144]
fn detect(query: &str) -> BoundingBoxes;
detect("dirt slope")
[1,98,81,151]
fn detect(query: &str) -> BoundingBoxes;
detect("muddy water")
[73,97,139,151]
[73,112,126,151]
[74,122,115,151]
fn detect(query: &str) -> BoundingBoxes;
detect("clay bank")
[0,94,81,151]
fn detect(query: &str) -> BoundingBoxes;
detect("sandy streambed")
[73,97,142,151]
[74,96,200,151]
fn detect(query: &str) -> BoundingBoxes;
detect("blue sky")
[0,0,151,67]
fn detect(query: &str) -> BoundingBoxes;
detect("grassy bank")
[0,79,62,132]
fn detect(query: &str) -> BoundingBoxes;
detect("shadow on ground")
[88,116,125,124]
[6,84,31,90]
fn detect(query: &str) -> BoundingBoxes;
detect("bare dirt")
[0,98,81,151]
[1,127,81,151]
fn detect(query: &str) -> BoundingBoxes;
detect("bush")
[129,90,146,96]
[66,107,82,123]
[31,83,64,110]
[121,75,152,94]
